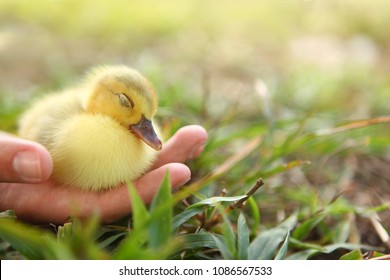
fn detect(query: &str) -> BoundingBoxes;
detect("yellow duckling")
[18,65,162,191]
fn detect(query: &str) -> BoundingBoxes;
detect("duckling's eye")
[118,93,134,108]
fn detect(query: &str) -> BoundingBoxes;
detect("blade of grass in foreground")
[149,172,173,249]
[0,219,50,259]
[114,174,174,260]
[128,183,150,232]
[0,219,76,259]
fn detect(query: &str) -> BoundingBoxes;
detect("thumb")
[0,133,53,183]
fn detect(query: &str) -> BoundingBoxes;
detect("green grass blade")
[292,214,326,241]
[187,195,247,210]
[0,219,57,259]
[115,175,174,259]
[98,232,128,250]
[61,216,108,260]
[113,231,147,260]
[340,249,364,260]
[182,232,219,250]
[248,227,288,260]
[149,172,173,249]
[210,233,233,260]
[279,213,299,229]
[172,207,203,232]
[237,213,249,260]
[274,231,290,260]
[57,222,73,241]
[172,195,248,231]
[287,243,381,260]
[247,197,260,236]
[219,206,236,258]
[128,183,150,231]
[248,214,297,260]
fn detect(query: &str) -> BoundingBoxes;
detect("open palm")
[0,125,207,224]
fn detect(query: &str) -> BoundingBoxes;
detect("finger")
[152,125,208,169]
[0,161,190,225]
[135,162,191,198]
[0,133,53,183]
[98,163,191,223]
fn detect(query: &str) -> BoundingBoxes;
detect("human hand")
[0,125,207,224]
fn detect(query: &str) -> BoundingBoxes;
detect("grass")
[0,0,390,260]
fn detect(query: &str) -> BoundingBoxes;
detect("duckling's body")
[18,66,162,191]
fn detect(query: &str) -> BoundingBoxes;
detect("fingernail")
[177,176,191,187]
[191,143,206,159]
[12,150,42,182]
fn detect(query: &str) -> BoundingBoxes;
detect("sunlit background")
[0,0,389,259]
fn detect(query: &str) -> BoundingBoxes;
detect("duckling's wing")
[18,89,83,147]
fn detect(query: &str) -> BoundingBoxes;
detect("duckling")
[18,65,162,191]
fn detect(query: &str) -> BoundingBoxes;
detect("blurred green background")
[1,0,389,128]
[0,0,389,259]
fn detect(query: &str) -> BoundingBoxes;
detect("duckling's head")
[82,66,162,150]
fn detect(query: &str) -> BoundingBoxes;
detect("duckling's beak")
[130,115,162,151]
